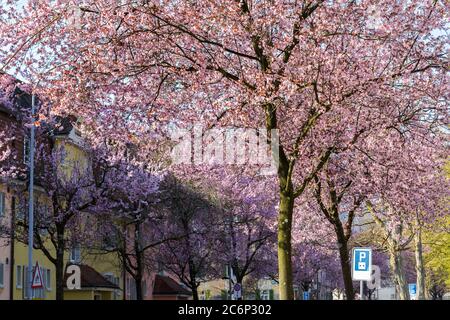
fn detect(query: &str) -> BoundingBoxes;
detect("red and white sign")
[31,261,44,289]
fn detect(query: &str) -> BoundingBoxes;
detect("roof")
[63,264,120,290]
[153,274,192,296]
[0,73,76,135]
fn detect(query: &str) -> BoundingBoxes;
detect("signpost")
[408,283,417,300]
[303,291,310,300]
[233,283,242,300]
[352,247,372,300]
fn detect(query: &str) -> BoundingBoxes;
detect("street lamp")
[27,93,36,300]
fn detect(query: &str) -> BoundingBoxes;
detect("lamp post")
[27,93,36,300]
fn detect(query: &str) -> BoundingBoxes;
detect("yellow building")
[53,121,123,300]
[1,86,123,300]
[1,86,57,300]
[0,179,58,300]
[1,115,124,300]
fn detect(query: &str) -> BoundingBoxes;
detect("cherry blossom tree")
[154,175,222,300]
[89,155,175,301]
[291,202,344,299]
[176,166,278,299]
[1,0,448,299]
[363,128,448,299]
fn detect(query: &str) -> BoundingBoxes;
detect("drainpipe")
[9,196,15,300]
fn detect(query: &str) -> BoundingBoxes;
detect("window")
[294,288,299,300]
[0,192,5,217]
[69,245,81,263]
[157,261,164,275]
[41,268,52,291]
[104,274,120,299]
[101,233,117,250]
[142,280,147,298]
[16,265,23,288]
[74,128,82,137]
[39,226,49,237]
[46,269,52,290]
[260,290,270,300]
[23,266,29,299]
[223,265,232,278]
[0,262,4,287]
[127,278,137,300]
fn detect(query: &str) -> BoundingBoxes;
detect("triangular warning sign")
[31,261,43,289]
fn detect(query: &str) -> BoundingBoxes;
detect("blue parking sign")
[355,250,370,271]
[352,247,372,280]
[303,292,309,300]
[409,284,417,296]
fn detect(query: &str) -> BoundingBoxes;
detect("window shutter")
[0,192,5,216]
[0,262,4,286]
[46,269,51,289]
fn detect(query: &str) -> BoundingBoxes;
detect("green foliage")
[424,217,450,289]
[221,290,228,300]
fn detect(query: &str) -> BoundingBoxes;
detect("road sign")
[233,283,242,299]
[31,261,43,289]
[409,283,417,299]
[352,247,372,281]
[303,291,310,300]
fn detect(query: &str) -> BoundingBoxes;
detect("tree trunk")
[188,258,199,300]
[336,234,355,300]
[55,228,65,301]
[134,223,144,300]
[135,275,143,301]
[265,101,295,300]
[388,248,410,300]
[235,275,244,300]
[191,285,199,301]
[278,192,294,300]
[134,252,144,300]
[414,225,426,300]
